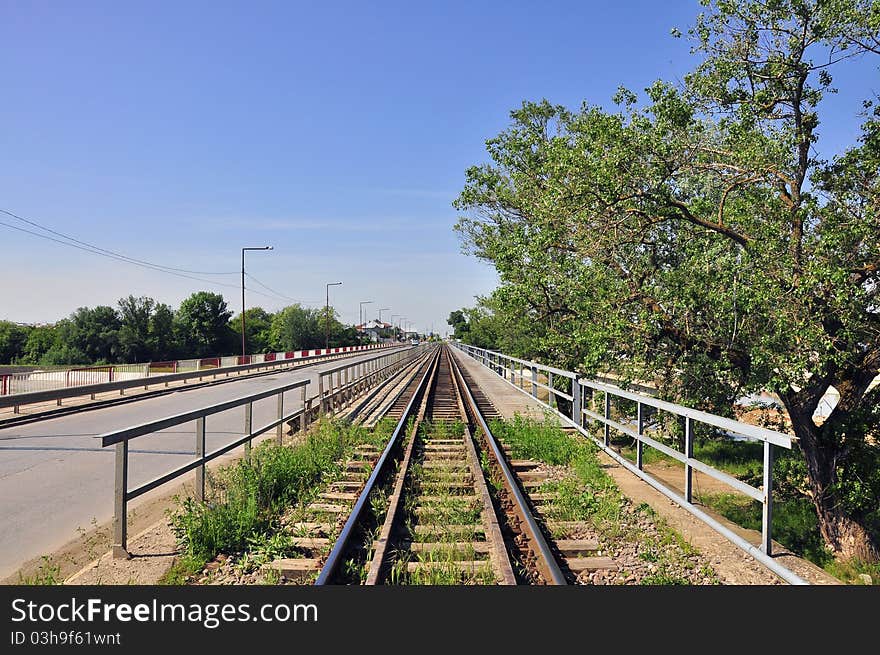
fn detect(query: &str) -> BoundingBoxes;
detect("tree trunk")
[787,405,880,563]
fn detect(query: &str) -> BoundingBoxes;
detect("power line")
[0,208,238,275]
[0,218,282,303]
[245,273,321,306]
[0,207,320,308]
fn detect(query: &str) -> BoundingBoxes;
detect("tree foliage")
[175,291,235,358]
[454,0,880,561]
[1,293,362,366]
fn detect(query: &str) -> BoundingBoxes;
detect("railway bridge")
[0,342,837,585]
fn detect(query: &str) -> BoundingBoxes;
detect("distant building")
[356,320,393,343]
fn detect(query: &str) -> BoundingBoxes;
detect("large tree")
[148,302,179,360]
[269,304,323,351]
[117,295,155,362]
[61,306,121,363]
[231,307,274,354]
[175,291,234,358]
[0,321,29,364]
[455,0,880,561]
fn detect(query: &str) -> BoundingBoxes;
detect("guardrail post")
[318,374,325,415]
[301,386,309,431]
[571,378,582,426]
[548,372,554,408]
[684,417,694,503]
[603,391,611,446]
[244,402,253,457]
[636,402,644,470]
[112,440,130,558]
[531,366,538,398]
[762,441,774,555]
[276,392,284,444]
[195,417,206,502]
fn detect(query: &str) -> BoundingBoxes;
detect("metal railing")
[0,345,396,415]
[99,378,312,558]
[317,344,430,414]
[451,341,808,586]
[97,345,421,556]
[0,343,390,397]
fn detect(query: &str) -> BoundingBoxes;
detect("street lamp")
[359,301,373,328]
[390,315,399,343]
[398,317,406,342]
[241,246,273,358]
[377,307,390,323]
[325,281,343,350]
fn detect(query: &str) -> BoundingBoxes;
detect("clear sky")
[1,1,876,336]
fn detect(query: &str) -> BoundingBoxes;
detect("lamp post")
[359,301,373,329]
[398,317,406,343]
[325,281,343,350]
[241,246,273,358]
[376,307,390,343]
[390,315,399,343]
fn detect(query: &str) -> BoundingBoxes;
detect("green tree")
[117,295,155,362]
[148,302,178,360]
[230,307,274,354]
[21,325,58,364]
[317,306,350,348]
[61,306,121,363]
[40,319,88,365]
[455,1,880,561]
[0,321,29,364]
[269,304,323,351]
[447,310,469,339]
[175,292,234,358]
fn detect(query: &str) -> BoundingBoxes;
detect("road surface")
[0,348,408,579]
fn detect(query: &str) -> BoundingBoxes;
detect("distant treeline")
[0,291,363,366]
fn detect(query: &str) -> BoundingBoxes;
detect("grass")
[165,416,393,582]
[333,417,409,585]
[606,422,870,581]
[16,555,62,585]
[386,420,496,585]
[490,415,720,585]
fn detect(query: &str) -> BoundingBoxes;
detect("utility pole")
[359,301,372,329]
[325,281,342,350]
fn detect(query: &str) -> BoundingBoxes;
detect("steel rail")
[449,351,568,585]
[318,346,426,416]
[453,342,809,586]
[363,350,441,584]
[347,348,437,424]
[314,346,441,585]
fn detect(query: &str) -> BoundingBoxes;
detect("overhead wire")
[0,207,333,308]
[0,216,284,303]
[0,208,238,275]
[245,272,320,306]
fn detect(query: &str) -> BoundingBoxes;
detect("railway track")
[264,343,617,585]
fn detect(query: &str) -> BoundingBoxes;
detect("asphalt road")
[0,348,408,579]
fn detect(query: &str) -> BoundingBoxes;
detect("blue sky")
[1,1,876,335]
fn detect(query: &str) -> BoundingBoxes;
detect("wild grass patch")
[491,415,718,585]
[167,417,386,568]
